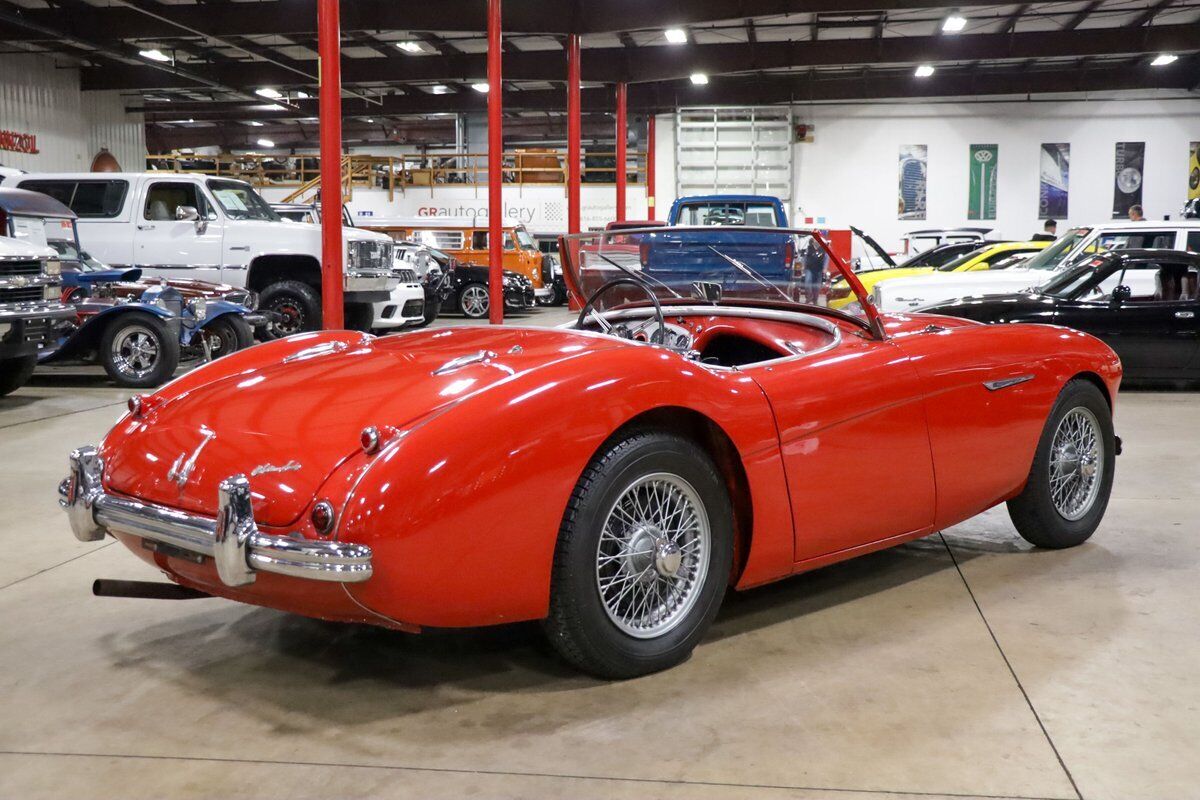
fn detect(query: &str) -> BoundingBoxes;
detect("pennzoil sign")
[0,130,39,155]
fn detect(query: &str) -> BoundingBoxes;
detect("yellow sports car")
[829,240,1050,309]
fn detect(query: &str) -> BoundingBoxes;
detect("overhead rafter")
[1063,1,1102,30]
[86,22,1200,92]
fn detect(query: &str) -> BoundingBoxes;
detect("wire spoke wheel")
[595,472,710,639]
[110,325,160,380]
[1048,407,1103,521]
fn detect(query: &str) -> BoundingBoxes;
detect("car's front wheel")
[0,355,36,397]
[457,282,490,318]
[1007,380,1115,549]
[199,315,254,360]
[260,280,321,338]
[99,311,180,388]
[544,430,733,679]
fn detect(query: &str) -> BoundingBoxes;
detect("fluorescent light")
[295,90,310,99]
[1151,53,1178,66]
[256,138,275,148]
[365,118,374,123]
[689,72,708,85]
[430,84,451,94]
[396,40,423,53]
[942,15,967,32]
[664,28,687,44]
[471,82,490,93]
[914,64,935,77]
[247,121,264,127]
[138,48,171,62]
[255,87,282,99]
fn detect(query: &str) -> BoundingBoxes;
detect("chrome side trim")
[983,374,1035,392]
[59,447,373,585]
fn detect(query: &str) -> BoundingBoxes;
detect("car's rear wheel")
[1007,380,1115,549]
[457,282,489,318]
[99,311,180,388]
[199,315,254,360]
[544,430,733,679]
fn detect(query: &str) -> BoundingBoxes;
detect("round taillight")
[128,395,145,417]
[311,500,336,535]
[360,426,381,454]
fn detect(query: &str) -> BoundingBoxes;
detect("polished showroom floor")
[1,312,1197,800]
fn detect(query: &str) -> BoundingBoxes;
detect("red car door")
[748,334,936,563]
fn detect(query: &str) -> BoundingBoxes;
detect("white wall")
[0,53,145,173]
[653,95,1200,252]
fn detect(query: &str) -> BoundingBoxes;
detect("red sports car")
[61,226,1121,679]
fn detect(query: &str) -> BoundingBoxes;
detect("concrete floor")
[1,313,1197,800]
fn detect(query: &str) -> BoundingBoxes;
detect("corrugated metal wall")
[0,53,145,173]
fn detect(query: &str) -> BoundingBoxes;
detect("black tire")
[543,430,733,679]
[457,282,490,319]
[344,302,375,332]
[418,299,440,328]
[199,315,254,360]
[259,280,321,339]
[0,355,36,397]
[1007,380,1115,549]
[99,311,180,388]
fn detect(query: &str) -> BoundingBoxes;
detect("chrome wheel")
[595,472,710,639]
[460,285,489,318]
[110,325,161,380]
[1049,407,1103,521]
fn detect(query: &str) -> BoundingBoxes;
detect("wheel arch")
[246,254,321,292]
[598,406,755,587]
[1070,370,1113,411]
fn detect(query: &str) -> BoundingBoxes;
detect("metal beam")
[81,22,1200,91]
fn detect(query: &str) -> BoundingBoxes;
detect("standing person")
[1033,219,1057,241]
[1128,204,1144,221]
[801,236,827,305]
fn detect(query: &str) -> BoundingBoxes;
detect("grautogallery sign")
[0,129,39,155]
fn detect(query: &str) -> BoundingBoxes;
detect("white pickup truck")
[12,173,396,336]
[0,236,73,395]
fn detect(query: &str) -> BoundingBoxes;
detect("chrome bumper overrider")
[59,446,372,587]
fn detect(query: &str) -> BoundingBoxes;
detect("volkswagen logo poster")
[967,144,998,220]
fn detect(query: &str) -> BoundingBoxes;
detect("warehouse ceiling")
[1,0,1198,150]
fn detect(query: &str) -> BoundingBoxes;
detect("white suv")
[874,222,1200,312]
[14,173,396,336]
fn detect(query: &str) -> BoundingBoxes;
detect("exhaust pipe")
[92,579,210,600]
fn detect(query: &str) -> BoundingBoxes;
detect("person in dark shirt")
[1033,219,1057,241]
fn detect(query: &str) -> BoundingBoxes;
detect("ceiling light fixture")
[247,121,264,127]
[138,48,171,62]
[690,72,709,85]
[256,138,275,148]
[664,28,687,44]
[942,15,967,32]
[295,90,310,99]
[365,118,374,123]
[471,82,490,93]
[396,40,424,53]
[430,84,451,94]
[255,87,282,99]
[1151,53,1178,66]
[914,64,936,77]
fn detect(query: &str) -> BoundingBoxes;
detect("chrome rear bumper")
[59,446,373,587]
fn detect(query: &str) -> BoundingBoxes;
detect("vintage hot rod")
[61,226,1122,678]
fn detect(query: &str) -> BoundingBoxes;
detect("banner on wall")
[1039,143,1070,219]
[967,144,998,220]
[898,144,927,220]
[1189,142,1199,202]
[1112,141,1145,218]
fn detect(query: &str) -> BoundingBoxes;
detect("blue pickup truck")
[631,195,815,300]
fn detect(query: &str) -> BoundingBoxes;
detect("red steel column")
[487,0,503,324]
[567,33,581,234]
[317,0,343,329]
[614,82,627,222]
[646,115,656,220]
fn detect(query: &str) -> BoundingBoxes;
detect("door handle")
[228,245,250,251]
[137,224,155,230]
[1175,311,1195,319]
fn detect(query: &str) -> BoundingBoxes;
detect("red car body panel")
[93,304,1120,631]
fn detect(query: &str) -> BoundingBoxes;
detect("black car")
[923,249,1200,383]
[396,241,535,319]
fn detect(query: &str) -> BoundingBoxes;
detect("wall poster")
[898,144,928,220]
[1112,141,1145,218]
[967,144,998,220]
[1039,143,1070,219]
[1189,142,1199,202]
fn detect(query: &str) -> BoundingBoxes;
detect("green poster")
[968,144,998,220]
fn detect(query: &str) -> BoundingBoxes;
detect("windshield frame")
[559,225,884,339]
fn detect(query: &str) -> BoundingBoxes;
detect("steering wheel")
[577,277,668,345]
